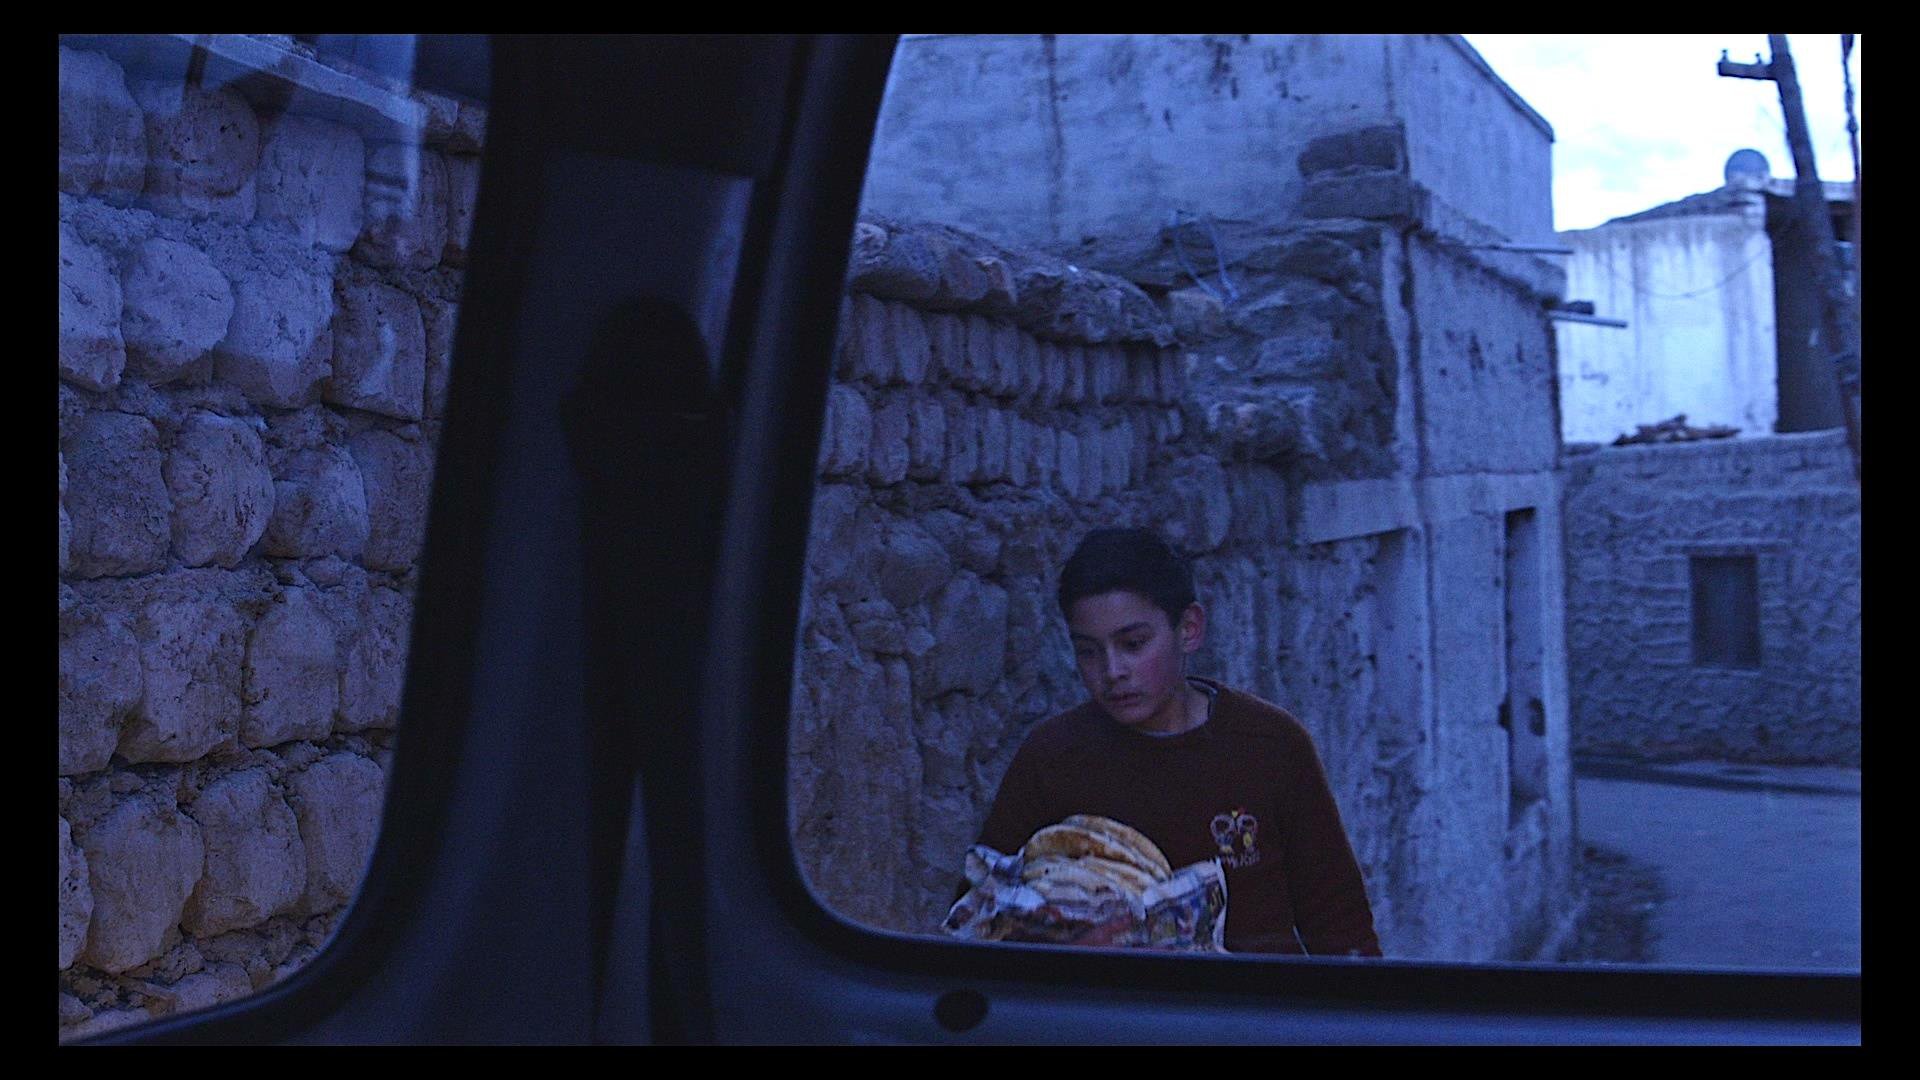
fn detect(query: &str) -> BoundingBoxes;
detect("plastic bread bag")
[1139,859,1229,952]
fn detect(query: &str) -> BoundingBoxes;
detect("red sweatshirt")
[977,677,1383,956]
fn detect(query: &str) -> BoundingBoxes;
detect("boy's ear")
[1178,602,1206,654]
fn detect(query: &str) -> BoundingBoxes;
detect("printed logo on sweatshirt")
[1209,808,1261,869]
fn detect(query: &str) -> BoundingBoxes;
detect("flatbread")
[1061,815,1173,880]
[1021,820,1171,883]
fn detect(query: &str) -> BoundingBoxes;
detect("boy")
[977,527,1382,956]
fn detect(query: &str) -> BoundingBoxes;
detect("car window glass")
[786,33,1860,972]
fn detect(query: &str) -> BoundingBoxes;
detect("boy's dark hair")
[1056,527,1197,626]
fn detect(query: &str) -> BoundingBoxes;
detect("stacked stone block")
[57,42,481,1039]
[1563,432,1860,765]
[794,205,1575,966]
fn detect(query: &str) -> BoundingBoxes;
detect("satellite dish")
[1725,148,1771,190]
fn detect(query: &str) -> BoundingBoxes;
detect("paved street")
[1573,758,1861,971]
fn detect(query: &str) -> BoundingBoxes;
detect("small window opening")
[1690,555,1761,668]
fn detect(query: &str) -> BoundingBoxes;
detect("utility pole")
[1718,36,1862,481]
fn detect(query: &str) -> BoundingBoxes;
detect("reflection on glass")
[58,33,486,1038]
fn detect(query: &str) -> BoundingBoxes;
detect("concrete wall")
[797,155,1574,963]
[1562,432,1859,765]
[862,34,1556,280]
[57,38,480,1039]
[1557,198,1778,443]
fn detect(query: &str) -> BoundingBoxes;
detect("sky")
[1462,34,1862,233]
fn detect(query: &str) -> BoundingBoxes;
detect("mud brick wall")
[1562,431,1860,765]
[57,42,481,1039]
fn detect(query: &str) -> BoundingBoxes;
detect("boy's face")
[1067,590,1206,734]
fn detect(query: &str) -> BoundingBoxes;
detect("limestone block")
[1093,346,1127,404]
[216,264,334,409]
[1060,344,1088,404]
[890,303,931,386]
[1012,327,1043,400]
[59,224,126,391]
[121,598,247,764]
[940,402,979,486]
[162,962,254,1015]
[962,315,1000,397]
[819,385,870,479]
[1300,172,1426,222]
[841,293,894,384]
[1167,460,1234,554]
[242,588,340,748]
[1056,430,1081,498]
[349,429,433,571]
[1166,286,1228,343]
[804,484,866,596]
[1252,323,1343,380]
[977,407,1008,484]
[120,238,235,383]
[975,254,1018,311]
[1006,417,1031,487]
[59,607,142,776]
[443,154,481,266]
[1298,124,1406,177]
[921,574,1009,696]
[328,279,426,420]
[991,320,1023,399]
[181,769,306,935]
[1227,464,1288,543]
[1156,351,1185,402]
[1102,424,1132,492]
[925,312,968,388]
[62,412,170,577]
[1029,422,1059,490]
[927,232,990,308]
[848,600,907,655]
[866,395,911,486]
[876,517,953,609]
[58,47,147,198]
[847,223,940,303]
[165,412,273,568]
[1128,350,1159,403]
[907,400,946,481]
[130,81,258,223]
[354,141,449,270]
[1037,341,1066,405]
[254,114,365,252]
[419,296,458,419]
[78,794,205,974]
[289,753,387,911]
[63,1008,151,1041]
[60,817,94,970]
[262,446,369,561]
[340,587,411,732]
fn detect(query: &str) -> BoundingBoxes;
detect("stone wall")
[791,184,1575,963]
[57,39,480,1039]
[1562,432,1860,765]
